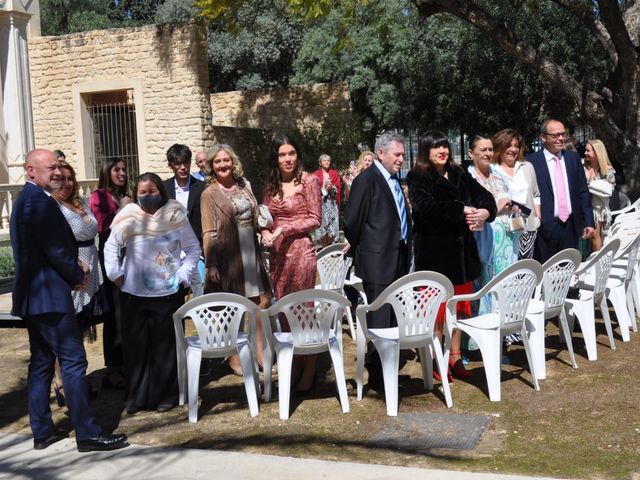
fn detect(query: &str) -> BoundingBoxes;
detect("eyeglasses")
[543,132,567,140]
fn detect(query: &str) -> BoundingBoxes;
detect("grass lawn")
[1,314,638,479]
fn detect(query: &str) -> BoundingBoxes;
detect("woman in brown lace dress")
[200,144,271,374]
[261,133,322,393]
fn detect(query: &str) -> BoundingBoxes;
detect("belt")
[77,239,95,247]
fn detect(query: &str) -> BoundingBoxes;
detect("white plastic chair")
[447,260,543,402]
[316,243,356,340]
[605,232,640,341]
[564,239,620,361]
[355,271,454,416]
[526,249,582,380]
[173,293,260,423]
[261,289,351,420]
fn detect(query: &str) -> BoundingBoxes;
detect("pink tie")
[553,155,570,222]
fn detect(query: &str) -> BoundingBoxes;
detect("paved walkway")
[0,433,564,480]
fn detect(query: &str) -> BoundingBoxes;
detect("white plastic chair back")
[269,289,349,348]
[492,260,542,329]
[316,243,352,291]
[378,271,454,343]
[615,233,640,285]
[173,293,257,358]
[591,241,618,299]
[539,249,582,314]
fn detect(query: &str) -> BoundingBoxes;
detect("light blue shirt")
[374,160,405,223]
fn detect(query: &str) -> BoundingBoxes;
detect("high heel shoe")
[432,361,454,383]
[449,352,472,379]
[54,385,65,407]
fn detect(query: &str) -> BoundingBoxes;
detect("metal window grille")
[86,93,139,185]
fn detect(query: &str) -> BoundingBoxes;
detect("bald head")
[195,151,207,172]
[25,149,62,192]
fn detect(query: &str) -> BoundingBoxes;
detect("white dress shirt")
[174,178,190,209]
[543,148,572,218]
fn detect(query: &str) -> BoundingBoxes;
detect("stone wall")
[210,82,351,133]
[27,21,212,179]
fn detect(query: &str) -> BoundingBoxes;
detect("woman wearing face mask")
[103,173,200,414]
[89,157,132,390]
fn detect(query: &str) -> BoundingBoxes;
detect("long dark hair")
[133,172,169,209]
[266,133,304,197]
[98,157,129,196]
[413,130,453,175]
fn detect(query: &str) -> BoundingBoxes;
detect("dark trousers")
[25,312,101,440]
[121,291,183,410]
[361,242,408,381]
[534,215,579,264]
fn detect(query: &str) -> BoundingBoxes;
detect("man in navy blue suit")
[11,149,128,452]
[526,120,595,263]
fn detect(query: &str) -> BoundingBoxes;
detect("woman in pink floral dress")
[261,133,322,393]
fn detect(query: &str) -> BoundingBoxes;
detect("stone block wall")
[27,21,212,179]
[210,82,351,133]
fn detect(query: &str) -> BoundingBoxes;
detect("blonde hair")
[587,139,612,174]
[357,150,374,173]
[207,144,244,183]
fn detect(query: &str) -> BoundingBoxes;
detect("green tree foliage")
[205,1,304,92]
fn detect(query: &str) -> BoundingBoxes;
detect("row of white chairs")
[172,225,640,422]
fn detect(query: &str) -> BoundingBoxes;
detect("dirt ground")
[1,314,639,479]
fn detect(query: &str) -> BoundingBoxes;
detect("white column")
[0,11,34,184]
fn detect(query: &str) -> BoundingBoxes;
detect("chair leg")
[262,342,273,403]
[626,287,638,332]
[432,340,453,408]
[276,346,294,420]
[344,307,356,341]
[608,286,631,341]
[558,308,578,369]
[186,347,202,423]
[176,347,187,406]
[600,296,616,350]
[356,325,366,401]
[238,343,259,417]
[631,275,640,332]
[417,345,431,391]
[521,326,540,391]
[327,338,349,414]
[374,339,399,416]
[464,327,501,402]
[526,312,546,381]
[570,299,598,361]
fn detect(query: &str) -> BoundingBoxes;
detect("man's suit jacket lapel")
[371,165,400,221]
[533,151,553,200]
[165,177,176,200]
[186,176,197,215]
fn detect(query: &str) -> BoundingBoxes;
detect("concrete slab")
[0,432,567,480]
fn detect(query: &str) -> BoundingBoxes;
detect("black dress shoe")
[34,428,68,450]
[126,405,141,415]
[156,402,176,413]
[77,433,129,452]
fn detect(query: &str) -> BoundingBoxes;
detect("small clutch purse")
[257,204,274,229]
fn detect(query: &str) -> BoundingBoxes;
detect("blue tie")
[391,174,408,242]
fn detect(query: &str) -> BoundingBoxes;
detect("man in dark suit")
[163,144,206,241]
[344,132,413,391]
[526,119,595,263]
[11,149,128,452]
